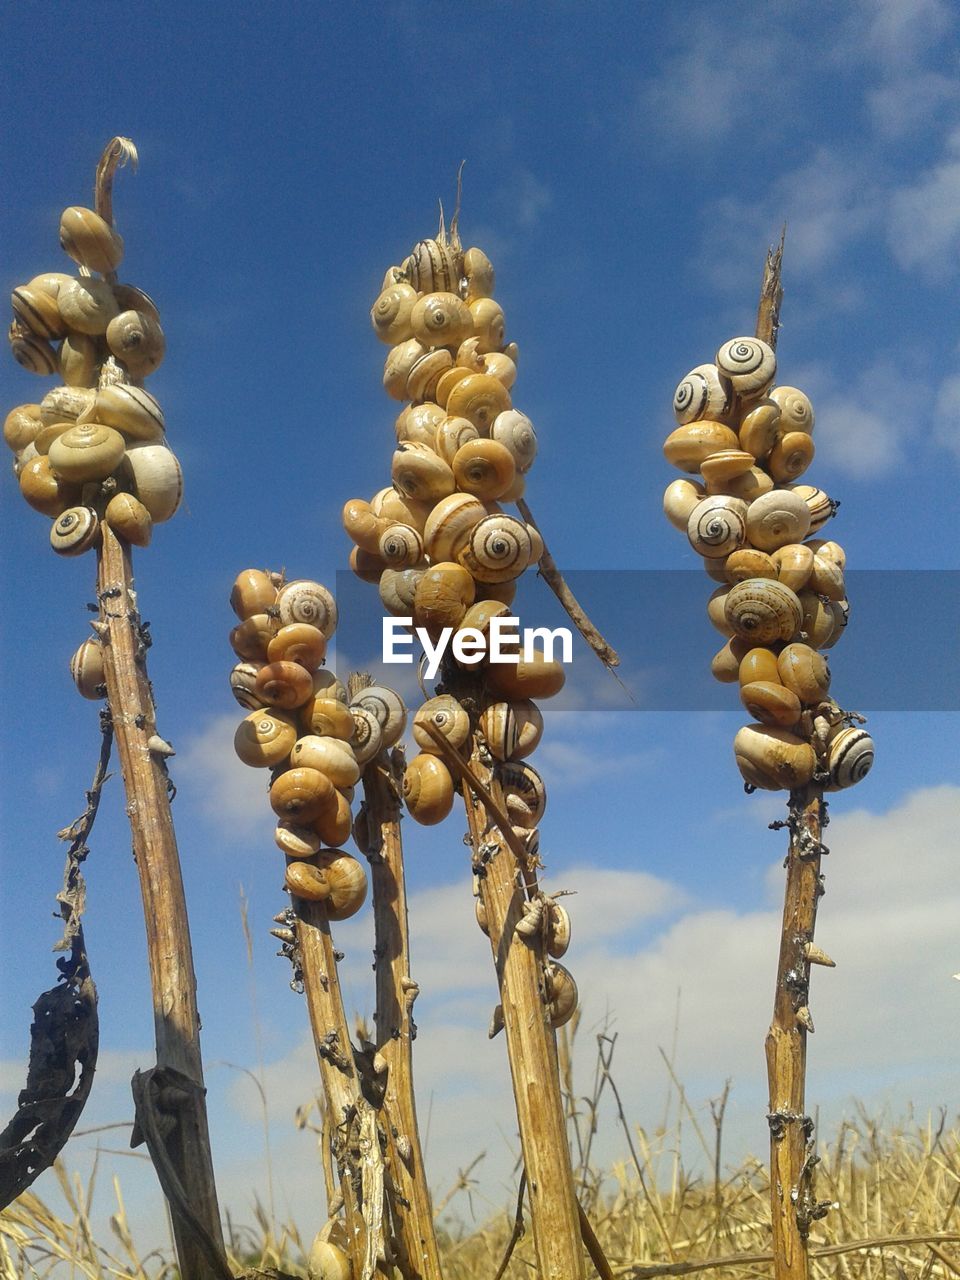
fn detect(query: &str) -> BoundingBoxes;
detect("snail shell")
[19,455,79,517]
[234,707,298,767]
[805,538,845,568]
[34,419,75,455]
[790,488,835,536]
[771,543,814,592]
[124,443,183,522]
[413,695,471,754]
[275,824,321,859]
[724,579,802,644]
[392,442,456,503]
[673,363,733,425]
[104,491,152,546]
[546,903,571,959]
[738,400,781,459]
[305,668,348,708]
[808,552,845,601]
[445,373,511,431]
[733,724,817,791]
[435,365,475,409]
[316,850,368,920]
[70,637,106,700]
[716,337,776,395]
[712,465,774,503]
[738,646,781,686]
[59,332,101,387]
[825,726,874,791]
[350,545,386,583]
[544,963,578,1028]
[50,505,99,556]
[371,486,431,531]
[456,336,486,374]
[403,753,455,825]
[468,298,506,353]
[424,492,486,561]
[283,860,331,903]
[770,386,815,434]
[301,696,354,740]
[481,351,517,390]
[267,623,328,671]
[383,338,427,400]
[435,415,479,466]
[230,569,278,620]
[396,401,445,446]
[491,410,537,473]
[313,789,355,848]
[724,548,777,584]
[350,705,384,766]
[277,580,338,638]
[230,661,267,710]
[59,206,124,274]
[486,649,565,700]
[307,1236,352,1280]
[40,386,96,426]
[820,599,848,650]
[411,292,473,348]
[255,661,315,710]
[342,498,391,553]
[707,586,735,636]
[12,285,67,340]
[710,636,750,683]
[463,247,495,302]
[777,643,831,703]
[797,590,841,649]
[413,562,476,635]
[481,579,518,607]
[700,450,755,487]
[26,272,75,300]
[768,431,814,483]
[663,421,740,473]
[480,699,543,761]
[452,438,516,501]
[379,523,424,568]
[371,281,418,344]
[229,612,277,661]
[686,496,748,558]
[403,238,462,294]
[459,514,532,583]
[4,404,41,453]
[745,490,811,552]
[379,565,427,616]
[454,599,512,667]
[112,283,160,323]
[270,767,337,823]
[351,685,407,748]
[290,736,360,788]
[406,347,454,402]
[56,278,119,335]
[105,310,166,378]
[9,323,58,374]
[663,478,706,530]
[739,680,802,728]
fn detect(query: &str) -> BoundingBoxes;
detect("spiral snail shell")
[423,491,486,561]
[737,399,781,459]
[480,699,543,761]
[435,415,480,466]
[790,486,835,535]
[463,247,495,302]
[824,725,874,790]
[270,767,337,823]
[371,486,431,531]
[105,310,166,378]
[806,538,846,569]
[318,850,369,920]
[452,438,516,501]
[290,735,361,789]
[379,522,424,568]
[769,386,814,434]
[351,685,407,748]
[379,565,426,616]
[797,590,842,650]
[716,337,776,395]
[312,789,355,851]
[724,578,802,645]
[664,422,740,474]
[19,455,79,516]
[410,291,473,348]
[413,695,471,754]
[229,613,277,662]
[481,350,517,390]
[403,238,462,295]
[383,338,427,400]
[445,373,511,432]
[71,637,106,700]
[403,753,455,825]
[254,661,315,710]
[4,404,41,453]
[777,643,831,703]
[808,552,845,601]
[406,347,454,402]
[371,281,418,344]
[733,724,817,791]
[275,823,321,859]
[276,580,338,638]
[662,478,706,530]
[230,569,278,620]
[673,363,734,425]
[307,1235,353,1280]
[745,490,811,552]
[307,668,348,706]
[768,431,815,483]
[491,409,538,473]
[283,859,331,903]
[59,332,101,387]
[56,278,120,335]
[230,661,266,710]
[412,561,476,636]
[296,694,351,740]
[12,285,68,340]
[392,442,456,503]
[724,548,777,584]
[234,707,298,767]
[9,323,58,375]
[342,498,390,553]
[396,401,445,446]
[266,623,328,671]
[544,962,578,1028]
[494,760,546,827]
[435,365,475,409]
[349,705,384,766]
[105,491,153,546]
[687,496,748,559]
[50,505,100,556]
[124,443,183,523]
[59,206,124,274]
[771,543,814,592]
[47,422,125,485]
[459,514,532,583]
[739,680,802,728]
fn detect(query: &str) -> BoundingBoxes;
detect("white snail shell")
[383,338,427,400]
[663,478,705,530]
[276,580,338,638]
[544,962,578,1028]
[392,442,456,503]
[770,386,815,434]
[124,443,183,523]
[715,337,776,395]
[724,579,802,644]
[673,363,733,425]
[687,496,748,558]
[733,724,817,791]
[412,695,471,754]
[56,278,119,335]
[491,409,538,473]
[546,903,571,959]
[495,760,546,828]
[435,416,479,466]
[379,523,424,568]
[406,347,454,402]
[290,736,360,789]
[745,490,811,552]
[468,297,506,353]
[396,401,445,446]
[825,725,874,791]
[105,310,165,378]
[790,485,835,534]
[71,637,106,699]
[59,206,124,274]
[479,699,543,761]
[350,705,384,766]
[40,386,96,427]
[351,685,407,748]
[459,514,532,583]
[371,281,418,344]
[230,661,267,710]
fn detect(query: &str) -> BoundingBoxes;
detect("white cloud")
[934,372,960,462]
[860,0,954,69]
[176,712,272,832]
[887,129,960,276]
[867,70,960,140]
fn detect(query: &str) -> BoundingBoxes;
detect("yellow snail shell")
[820,599,848,650]
[50,505,99,556]
[381,264,406,290]
[315,850,368,920]
[480,699,543,761]
[663,421,740,473]
[445,373,511,431]
[777,643,831,703]
[459,514,532,583]
[59,332,100,387]
[700,450,755,487]
[410,291,473,347]
[124,443,183,523]
[34,420,76,455]
[745,490,811,552]
[771,543,814,592]
[808,552,845,601]
[406,347,454,402]
[413,695,471,754]
[663,478,706,530]
[59,206,124,274]
[229,613,277,661]
[40,386,96,426]
[711,465,774,503]
[797,590,841,649]
[487,649,565,700]
[806,537,845,568]
[275,823,321,859]
[230,661,266,710]
[710,636,750,683]
[452,438,516,501]
[396,400,445,446]
[4,404,41,453]
[350,545,386,582]
[403,753,455,825]
[468,298,506,353]
[687,496,748,558]
[463,246,495,302]
[270,767,337,823]
[404,238,462,294]
[351,685,407,748]
[70,637,106,700]
[435,415,480,465]
[18,456,79,516]
[738,646,781,686]
[230,568,279,620]
[716,337,776,395]
[435,365,475,408]
[267,623,328,671]
[739,680,802,728]
[26,271,75,300]
[234,707,298,767]
[104,491,152,546]
[112,283,160,323]
[379,565,426,616]
[546,903,571,959]
[724,548,777,583]
[768,431,815,483]
[290,736,360,788]
[284,860,331,903]
[342,498,390,553]
[255,661,314,710]
[276,580,338,637]
[491,409,537,473]
[707,585,735,636]
[371,281,418,344]
[300,695,354,740]
[673,363,733,425]
[12,285,68,340]
[724,578,802,644]
[481,351,517,390]
[770,386,815,434]
[379,522,424,568]
[738,399,781,459]
[56,278,119,335]
[825,726,874,791]
[544,962,578,1028]
[371,486,431,531]
[383,338,427,400]
[313,790,355,850]
[307,1236,352,1280]
[424,492,486,561]
[454,599,512,666]
[9,323,58,374]
[392,442,456,503]
[349,705,384,766]
[791,489,836,535]
[306,668,348,707]
[105,310,165,378]
[413,561,476,635]
[455,336,486,374]
[479,577,516,606]
[733,724,817,791]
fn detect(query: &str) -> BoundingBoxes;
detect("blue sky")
[2,0,959,1257]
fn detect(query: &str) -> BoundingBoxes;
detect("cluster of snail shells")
[5,203,182,559]
[228,568,408,918]
[663,337,874,794]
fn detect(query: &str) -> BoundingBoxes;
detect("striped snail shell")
[724,548,777,583]
[383,338,427,400]
[71,637,106,700]
[230,568,279,620]
[397,400,446,445]
[12,285,68,340]
[713,465,774,503]
[777,643,831,703]
[56,278,120,335]
[663,478,705,530]
[733,724,817,791]
[413,562,476,636]
[381,264,406,289]
[342,498,390,553]
[673,363,733,425]
[491,410,537,473]
[710,636,750,683]
[290,735,361,789]
[270,767,337,823]
[254,661,314,710]
[687,496,748,559]
[379,522,424,568]
[371,281,418,344]
[716,337,776,395]
[724,578,802,644]
[392,442,456,503]
[435,415,479,465]
[59,332,101,387]
[480,699,543,761]
[59,206,124,274]
[403,238,462,295]
[4,404,41,453]
[546,903,571,959]
[276,580,338,638]
[459,514,532,583]
[445,373,512,432]
[413,695,471,754]
[124,443,183,523]
[371,485,431,531]
[403,753,455,825]
[234,707,298,767]
[379,566,426,616]
[313,850,368,920]
[739,680,802,728]
[435,365,474,408]
[767,431,814,483]
[275,823,321,859]
[424,492,486,564]
[350,705,384,766]
[463,247,495,302]
[104,491,152,546]
[544,962,578,1028]
[770,386,814,434]
[825,725,874,791]
[790,485,835,534]
[229,613,277,662]
[9,322,58,375]
[737,399,781,459]
[663,421,740,473]
[700,450,755,487]
[105,310,166,378]
[18,456,78,517]
[230,661,267,710]
[40,386,96,426]
[808,552,845,601]
[452,438,516,501]
[411,291,473,348]
[406,347,454,402]
[495,760,546,828]
[50,505,99,556]
[771,543,814,592]
[468,298,505,353]
[738,646,780,686]
[351,685,407,748]
[745,490,811,552]
[267,623,328,671]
